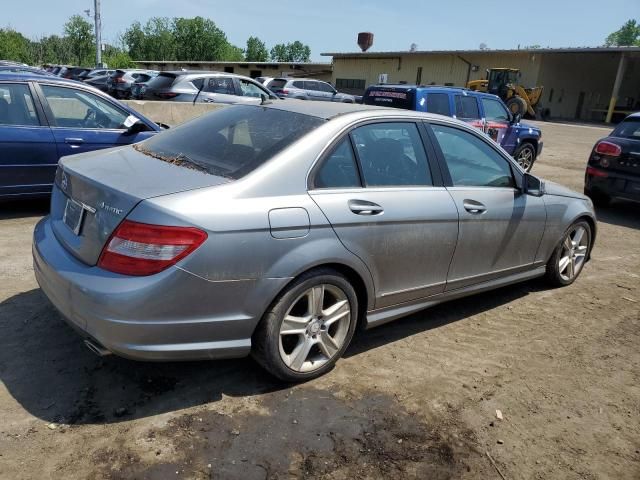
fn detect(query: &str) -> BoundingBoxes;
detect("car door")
[0,81,58,197]
[427,122,546,291]
[480,96,517,152]
[304,81,326,101]
[309,121,459,309]
[318,82,339,102]
[36,83,155,158]
[233,78,271,104]
[199,77,239,104]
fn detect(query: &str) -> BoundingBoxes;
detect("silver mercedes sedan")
[33,101,596,381]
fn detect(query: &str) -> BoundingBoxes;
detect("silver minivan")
[270,78,356,103]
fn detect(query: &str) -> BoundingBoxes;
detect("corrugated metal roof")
[322,47,640,57]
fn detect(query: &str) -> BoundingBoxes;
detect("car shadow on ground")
[595,200,640,230]
[0,198,50,220]
[0,281,545,426]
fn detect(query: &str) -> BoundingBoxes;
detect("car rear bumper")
[33,217,289,361]
[585,167,640,202]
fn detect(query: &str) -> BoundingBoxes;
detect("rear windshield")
[147,73,178,89]
[134,105,325,179]
[612,118,640,139]
[269,79,287,90]
[363,88,416,110]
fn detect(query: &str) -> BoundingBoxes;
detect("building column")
[606,54,627,123]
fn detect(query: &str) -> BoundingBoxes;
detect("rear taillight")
[280,89,289,95]
[586,166,608,178]
[157,92,178,99]
[98,220,207,276]
[594,141,621,157]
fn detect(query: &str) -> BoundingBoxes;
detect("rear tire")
[545,220,592,287]
[252,268,358,382]
[506,96,528,117]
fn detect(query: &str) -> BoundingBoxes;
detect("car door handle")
[463,200,487,214]
[64,138,85,145]
[348,200,384,215]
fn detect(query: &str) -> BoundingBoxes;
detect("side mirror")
[510,112,522,125]
[123,115,146,135]
[523,173,545,197]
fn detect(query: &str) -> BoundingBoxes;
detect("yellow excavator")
[467,68,545,119]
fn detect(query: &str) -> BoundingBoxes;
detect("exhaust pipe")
[84,339,112,357]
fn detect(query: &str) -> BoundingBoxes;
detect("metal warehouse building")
[322,47,640,122]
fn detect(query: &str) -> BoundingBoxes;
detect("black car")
[585,113,640,206]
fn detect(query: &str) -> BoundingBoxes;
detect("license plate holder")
[63,197,85,235]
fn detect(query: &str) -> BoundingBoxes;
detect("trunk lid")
[51,145,230,266]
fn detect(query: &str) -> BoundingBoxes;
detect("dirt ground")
[0,121,638,480]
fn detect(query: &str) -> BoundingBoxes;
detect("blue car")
[0,73,162,200]
[363,85,543,171]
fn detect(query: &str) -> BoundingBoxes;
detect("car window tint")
[454,95,480,119]
[269,79,287,89]
[136,105,325,180]
[292,81,305,89]
[481,98,510,121]
[431,124,515,188]
[0,83,39,126]
[318,82,335,93]
[238,79,265,98]
[612,118,640,139]
[305,81,320,91]
[315,138,361,189]
[41,85,129,129]
[351,123,432,187]
[205,77,236,95]
[426,93,451,116]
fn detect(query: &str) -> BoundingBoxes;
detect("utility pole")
[94,0,103,67]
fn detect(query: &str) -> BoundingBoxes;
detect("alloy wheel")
[516,147,534,171]
[558,225,589,281]
[278,284,351,373]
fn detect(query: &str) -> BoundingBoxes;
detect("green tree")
[64,14,95,65]
[270,41,311,62]
[172,16,228,61]
[605,19,640,46]
[143,17,175,61]
[123,21,147,60]
[223,44,245,61]
[0,28,32,63]
[245,36,269,62]
[104,50,136,68]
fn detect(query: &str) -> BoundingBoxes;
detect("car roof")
[0,72,109,88]
[260,99,406,120]
[626,112,640,119]
[366,83,503,100]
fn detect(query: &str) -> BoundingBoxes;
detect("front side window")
[482,98,510,122]
[135,105,325,180]
[431,124,514,188]
[205,77,236,95]
[454,95,480,120]
[41,85,129,129]
[304,81,321,91]
[351,122,432,187]
[238,79,266,98]
[0,83,39,126]
[314,138,361,189]
[318,82,336,94]
[426,93,451,116]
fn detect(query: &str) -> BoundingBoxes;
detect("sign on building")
[378,73,388,84]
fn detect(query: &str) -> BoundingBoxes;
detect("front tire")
[513,142,536,171]
[252,268,358,382]
[545,220,592,287]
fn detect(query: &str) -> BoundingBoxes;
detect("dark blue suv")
[363,85,543,171]
[0,73,162,200]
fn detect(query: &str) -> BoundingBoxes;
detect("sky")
[2,0,638,60]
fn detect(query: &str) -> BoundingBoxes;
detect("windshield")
[612,118,640,140]
[134,105,325,179]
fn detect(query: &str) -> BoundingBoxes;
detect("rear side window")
[293,81,305,89]
[314,138,361,188]
[0,83,39,126]
[431,124,514,188]
[205,77,236,95]
[135,105,325,180]
[363,88,416,110]
[351,122,432,187]
[454,95,480,120]
[426,93,451,116]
